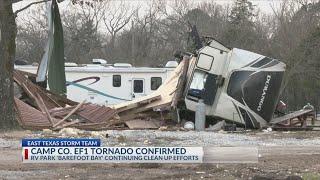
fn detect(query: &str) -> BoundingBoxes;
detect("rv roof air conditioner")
[64,62,78,67]
[113,63,132,68]
[165,61,178,68]
[92,59,107,65]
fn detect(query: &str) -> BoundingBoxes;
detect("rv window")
[151,77,162,90]
[133,80,144,93]
[197,53,214,71]
[113,75,121,87]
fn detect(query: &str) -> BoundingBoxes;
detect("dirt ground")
[0,130,320,180]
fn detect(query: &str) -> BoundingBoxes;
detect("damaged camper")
[15,61,177,105]
[15,40,286,129]
[183,39,286,129]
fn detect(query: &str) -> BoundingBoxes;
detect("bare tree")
[102,0,137,55]
[16,5,48,63]
[62,2,106,63]
[0,0,18,129]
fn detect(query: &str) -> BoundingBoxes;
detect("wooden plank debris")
[36,93,54,126]
[14,70,77,108]
[53,119,83,130]
[171,56,190,107]
[270,109,314,124]
[113,59,188,122]
[53,100,86,128]
[13,59,189,131]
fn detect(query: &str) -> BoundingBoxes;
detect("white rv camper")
[184,40,286,128]
[15,61,178,105]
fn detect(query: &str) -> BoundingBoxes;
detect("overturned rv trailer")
[183,40,286,129]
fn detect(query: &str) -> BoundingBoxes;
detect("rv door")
[132,78,145,99]
[186,69,218,105]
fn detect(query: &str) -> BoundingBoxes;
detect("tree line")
[0,0,319,130]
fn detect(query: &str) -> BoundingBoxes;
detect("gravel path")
[2,129,320,148]
[100,130,320,147]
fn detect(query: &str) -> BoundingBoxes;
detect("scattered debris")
[158,126,168,131]
[13,59,188,131]
[271,107,316,131]
[59,128,81,137]
[206,120,226,131]
[125,119,160,129]
[116,135,126,143]
[90,131,104,138]
[270,109,315,125]
[262,128,272,133]
[143,139,150,144]
[42,129,53,135]
[184,121,195,130]
[224,124,237,132]
[13,60,318,133]
[112,59,188,119]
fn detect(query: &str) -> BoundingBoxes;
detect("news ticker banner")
[22,139,258,163]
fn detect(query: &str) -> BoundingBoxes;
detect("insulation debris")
[125,119,160,129]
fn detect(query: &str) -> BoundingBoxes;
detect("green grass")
[302,173,320,180]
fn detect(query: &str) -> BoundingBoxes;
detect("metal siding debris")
[53,100,86,128]
[14,70,77,108]
[13,59,189,130]
[14,98,58,129]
